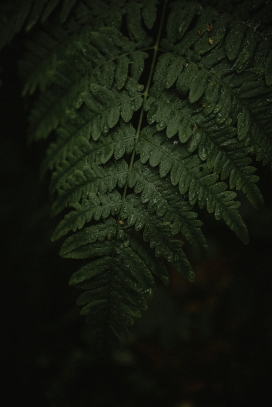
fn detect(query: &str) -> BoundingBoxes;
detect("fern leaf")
[121,196,196,281]
[176,62,199,97]
[166,1,199,43]
[126,0,152,47]
[232,31,257,73]
[136,126,249,242]
[52,159,129,216]
[225,20,245,61]
[130,160,208,255]
[0,0,77,50]
[69,251,150,342]
[52,191,122,240]
[129,232,169,284]
[142,0,158,29]
[8,0,272,348]
[189,70,209,103]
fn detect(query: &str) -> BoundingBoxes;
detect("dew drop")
[157,121,166,130]
[103,125,109,134]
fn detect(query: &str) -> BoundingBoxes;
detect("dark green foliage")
[1,0,272,348]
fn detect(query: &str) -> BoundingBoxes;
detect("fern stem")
[120,0,169,201]
[134,0,169,144]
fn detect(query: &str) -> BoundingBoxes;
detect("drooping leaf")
[4,0,272,349]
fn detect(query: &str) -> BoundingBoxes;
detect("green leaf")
[237,108,250,141]
[166,112,181,138]
[115,55,130,90]
[178,118,194,143]
[154,53,176,87]
[189,70,209,103]
[225,21,244,61]
[126,0,148,46]
[176,62,199,97]
[11,0,272,348]
[166,1,198,42]
[130,51,148,81]
[69,259,110,285]
[165,56,186,88]
[232,31,257,73]
[215,90,232,125]
[142,0,157,29]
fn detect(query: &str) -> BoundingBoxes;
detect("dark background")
[1,35,272,407]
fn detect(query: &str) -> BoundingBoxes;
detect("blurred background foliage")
[1,30,272,407]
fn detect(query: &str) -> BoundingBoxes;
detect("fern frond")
[52,159,129,216]
[52,190,123,240]
[136,126,249,243]
[8,0,272,348]
[130,160,208,255]
[48,124,132,195]
[0,0,78,50]
[26,27,146,142]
